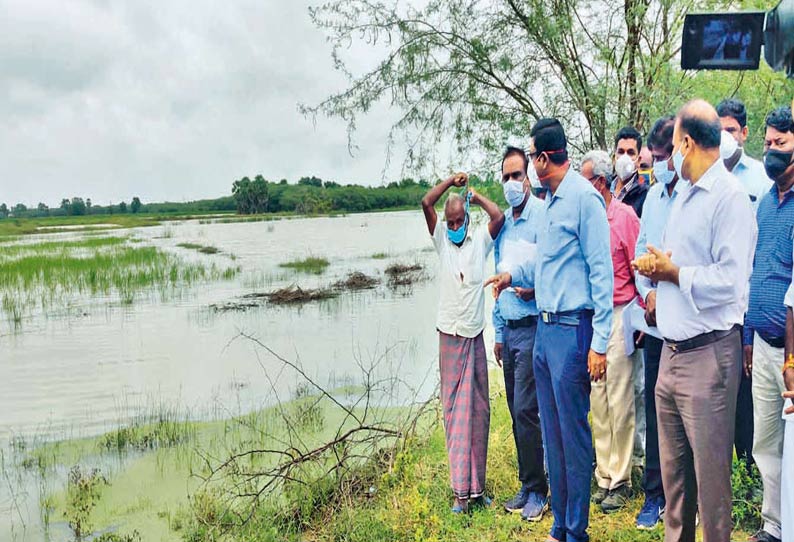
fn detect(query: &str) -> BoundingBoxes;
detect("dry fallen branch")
[191,334,436,533]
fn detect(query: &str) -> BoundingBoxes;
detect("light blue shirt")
[492,196,544,343]
[656,159,757,341]
[635,182,678,301]
[732,151,773,213]
[510,168,614,353]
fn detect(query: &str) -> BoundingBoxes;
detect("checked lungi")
[439,331,490,499]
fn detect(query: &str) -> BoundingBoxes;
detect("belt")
[760,335,785,349]
[664,325,739,353]
[506,315,538,329]
[539,309,593,326]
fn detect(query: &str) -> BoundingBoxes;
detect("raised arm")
[421,173,467,235]
[469,188,505,240]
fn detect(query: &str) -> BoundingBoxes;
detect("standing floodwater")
[0,210,496,542]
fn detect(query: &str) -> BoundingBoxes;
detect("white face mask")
[615,154,636,181]
[526,163,540,187]
[719,130,739,161]
[503,179,527,208]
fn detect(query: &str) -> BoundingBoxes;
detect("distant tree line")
[1,174,489,220]
[230,174,432,215]
[0,196,149,219]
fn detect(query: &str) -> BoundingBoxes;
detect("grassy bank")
[16,375,759,542]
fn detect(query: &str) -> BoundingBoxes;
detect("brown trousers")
[656,330,741,542]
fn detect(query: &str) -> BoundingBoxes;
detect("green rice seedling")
[0,241,239,327]
[278,257,330,275]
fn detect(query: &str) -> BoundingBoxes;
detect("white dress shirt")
[433,220,494,338]
[656,159,757,341]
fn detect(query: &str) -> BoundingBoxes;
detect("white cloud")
[0,0,405,207]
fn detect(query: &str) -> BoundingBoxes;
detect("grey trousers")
[656,329,741,542]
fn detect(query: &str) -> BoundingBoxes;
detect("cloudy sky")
[0,0,406,207]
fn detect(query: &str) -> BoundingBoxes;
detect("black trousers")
[643,336,664,500]
[503,323,548,494]
[735,368,754,465]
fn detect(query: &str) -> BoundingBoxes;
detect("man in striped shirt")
[744,105,794,542]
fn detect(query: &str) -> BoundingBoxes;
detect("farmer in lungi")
[421,171,505,513]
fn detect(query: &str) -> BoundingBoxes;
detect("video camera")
[681,0,794,78]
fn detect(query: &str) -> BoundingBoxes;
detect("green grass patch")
[278,256,330,274]
[371,252,389,260]
[176,242,220,255]
[0,238,239,325]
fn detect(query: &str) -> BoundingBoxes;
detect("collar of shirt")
[656,182,678,201]
[548,165,575,204]
[767,181,794,205]
[506,196,536,225]
[734,150,753,173]
[607,198,618,221]
[616,172,638,200]
[682,158,725,198]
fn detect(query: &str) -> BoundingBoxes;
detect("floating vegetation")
[371,252,389,260]
[333,271,379,291]
[385,263,427,288]
[177,242,221,254]
[278,257,330,275]
[260,286,339,305]
[0,236,239,325]
[211,269,380,313]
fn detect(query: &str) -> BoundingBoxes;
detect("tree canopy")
[303,0,792,167]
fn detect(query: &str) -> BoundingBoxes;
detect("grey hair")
[580,150,612,179]
[444,192,464,213]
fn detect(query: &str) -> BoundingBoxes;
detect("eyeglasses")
[502,171,526,182]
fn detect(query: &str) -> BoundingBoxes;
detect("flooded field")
[0,210,498,541]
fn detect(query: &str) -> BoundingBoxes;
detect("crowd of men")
[422,97,794,542]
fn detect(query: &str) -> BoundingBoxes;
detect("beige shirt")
[432,220,494,338]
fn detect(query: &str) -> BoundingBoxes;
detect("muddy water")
[0,210,498,541]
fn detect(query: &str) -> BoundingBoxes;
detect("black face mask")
[765,149,794,181]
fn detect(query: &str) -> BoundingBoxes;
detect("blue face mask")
[653,160,676,185]
[447,190,472,245]
[447,214,468,244]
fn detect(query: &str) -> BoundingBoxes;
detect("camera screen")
[682,12,766,71]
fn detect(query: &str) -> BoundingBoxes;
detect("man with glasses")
[493,146,548,521]
[580,149,640,514]
[632,115,678,530]
[486,118,613,542]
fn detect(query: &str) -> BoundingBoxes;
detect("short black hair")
[613,126,642,153]
[716,98,747,128]
[678,114,722,149]
[765,106,794,134]
[530,118,568,165]
[647,116,675,155]
[501,146,529,174]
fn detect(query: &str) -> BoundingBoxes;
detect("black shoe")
[751,530,781,542]
[600,484,632,513]
[591,486,608,505]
